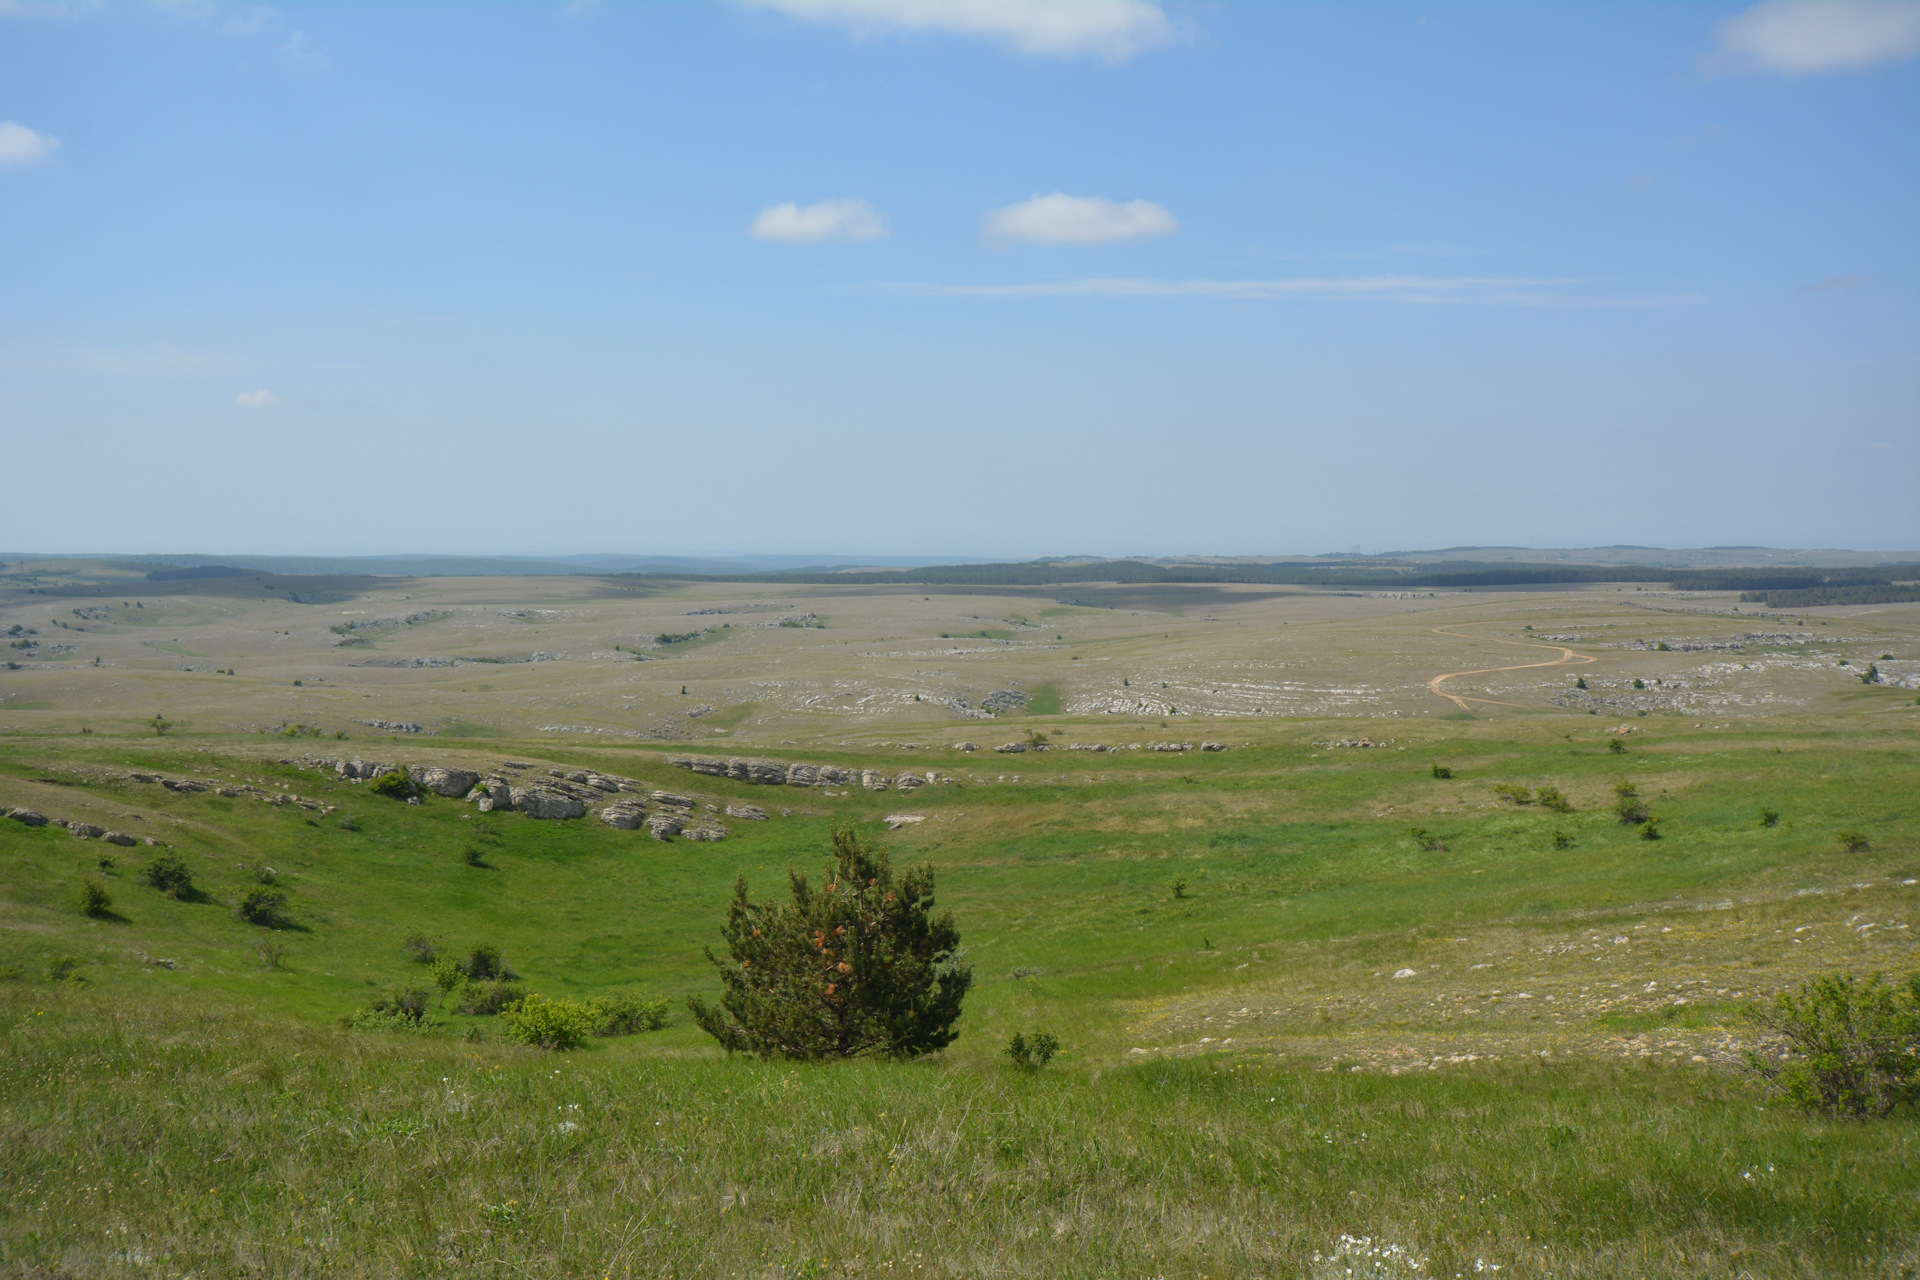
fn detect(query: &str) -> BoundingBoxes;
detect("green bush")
[1535,784,1572,812]
[1550,830,1574,850]
[76,877,112,918]
[1167,876,1189,900]
[501,993,596,1050]
[458,944,510,981]
[1429,763,1452,779]
[235,887,289,927]
[1745,972,1920,1117]
[1639,816,1663,840]
[1608,738,1627,755]
[140,853,194,899]
[1492,783,1532,805]
[401,930,438,965]
[455,980,526,1016]
[1006,1030,1059,1068]
[1837,830,1870,853]
[365,986,430,1023]
[368,770,417,801]
[688,826,972,1060]
[1758,807,1781,829]
[587,989,671,1036]
[1613,782,1649,825]
[1407,827,1446,853]
[345,1008,433,1034]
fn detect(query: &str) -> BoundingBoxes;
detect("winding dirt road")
[1427,626,1597,712]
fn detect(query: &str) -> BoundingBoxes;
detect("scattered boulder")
[589,775,622,793]
[68,822,105,839]
[600,799,648,830]
[509,787,586,821]
[126,772,161,784]
[725,803,767,821]
[1200,742,1228,752]
[410,766,479,797]
[895,774,927,791]
[651,791,695,811]
[647,814,684,841]
[682,824,727,842]
[982,690,1030,714]
[818,766,854,786]
[7,808,49,827]
[994,742,1027,754]
[953,742,978,752]
[860,769,890,792]
[884,814,926,830]
[161,778,210,793]
[786,763,820,787]
[103,831,136,847]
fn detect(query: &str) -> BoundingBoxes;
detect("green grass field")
[3,708,1917,1277]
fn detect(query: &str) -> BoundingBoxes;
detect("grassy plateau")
[1,572,1917,1277]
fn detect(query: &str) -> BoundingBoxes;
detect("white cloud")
[0,121,60,167]
[1714,0,1920,73]
[738,0,1173,60]
[281,29,325,66]
[984,194,1177,245]
[750,198,890,243]
[235,389,282,409]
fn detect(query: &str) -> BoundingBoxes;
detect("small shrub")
[1837,830,1871,853]
[1608,738,1627,755]
[1861,664,1881,685]
[367,986,430,1023]
[1493,783,1532,806]
[1534,784,1572,812]
[1006,1030,1060,1068]
[587,989,671,1036]
[256,937,286,970]
[454,980,527,1016]
[235,887,289,927]
[401,930,438,965]
[1168,876,1189,900]
[47,956,82,982]
[1639,816,1663,840]
[1631,677,1645,690]
[1745,972,1920,1117]
[140,853,194,899]
[501,993,596,1050]
[148,715,171,736]
[1613,782,1649,825]
[429,957,465,995]
[459,944,510,981]
[346,1008,433,1034]
[368,770,417,801]
[1430,763,1452,779]
[1758,807,1781,829]
[249,863,278,885]
[76,877,112,918]
[460,843,487,867]
[1574,675,1587,690]
[336,814,360,832]
[1550,830,1574,850]
[96,855,115,873]
[1408,827,1446,853]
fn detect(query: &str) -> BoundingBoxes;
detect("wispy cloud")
[234,389,282,409]
[750,198,889,243]
[0,120,60,167]
[984,194,1177,244]
[914,275,1703,306]
[280,28,324,66]
[1713,0,1920,74]
[737,0,1174,60]
[1798,272,1865,292]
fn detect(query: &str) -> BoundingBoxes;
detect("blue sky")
[2,0,1916,558]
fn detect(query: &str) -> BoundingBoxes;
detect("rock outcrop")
[600,798,648,829]
[103,831,136,846]
[68,822,104,839]
[508,786,586,821]
[6,808,49,827]
[409,766,479,797]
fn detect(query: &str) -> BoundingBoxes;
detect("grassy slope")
[1,714,1917,1276]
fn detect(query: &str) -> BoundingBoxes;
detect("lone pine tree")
[689,826,971,1059]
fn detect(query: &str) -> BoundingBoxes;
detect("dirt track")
[1427,626,1596,711]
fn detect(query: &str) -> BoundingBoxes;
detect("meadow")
[2,569,1917,1276]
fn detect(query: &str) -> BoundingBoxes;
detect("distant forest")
[666,559,1920,597]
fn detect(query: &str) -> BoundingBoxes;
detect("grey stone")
[647,814,683,840]
[953,742,978,752]
[861,769,890,791]
[786,763,820,787]
[982,690,1030,713]
[413,766,479,797]
[509,787,586,821]
[682,824,727,842]
[725,803,767,820]
[817,766,853,786]
[6,808,49,827]
[600,800,648,830]
[994,742,1027,754]
[103,831,136,847]
[651,791,695,810]
[69,822,105,838]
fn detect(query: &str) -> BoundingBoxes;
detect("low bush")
[365,986,430,1023]
[501,993,597,1050]
[1006,1030,1060,1068]
[1492,783,1532,806]
[1550,830,1574,850]
[76,877,112,918]
[368,770,417,801]
[140,853,194,899]
[461,843,487,867]
[1837,830,1871,853]
[1613,782,1649,825]
[401,930,438,965]
[235,887,289,927]
[1168,876,1189,900]
[1535,784,1572,812]
[455,980,527,1016]
[1639,816,1663,840]
[1429,763,1452,779]
[587,989,671,1036]
[1759,807,1781,829]
[459,944,511,981]
[1408,827,1446,853]
[1745,971,1920,1117]
[345,1008,433,1034]
[1608,738,1627,755]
